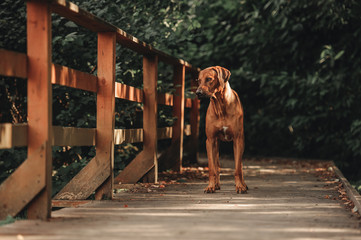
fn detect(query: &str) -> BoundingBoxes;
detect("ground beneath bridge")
[1,158,361,240]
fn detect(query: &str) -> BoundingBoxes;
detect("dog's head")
[195,66,231,99]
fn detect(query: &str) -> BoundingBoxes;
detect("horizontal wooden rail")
[52,64,97,92]
[0,123,191,148]
[0,49,27,79]
[115,82,143,102]
[0,123,28,148]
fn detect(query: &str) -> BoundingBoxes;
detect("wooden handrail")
[0,0,200,220]
[50,0,199,73]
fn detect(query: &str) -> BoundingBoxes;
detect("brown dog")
[196,66,247,193]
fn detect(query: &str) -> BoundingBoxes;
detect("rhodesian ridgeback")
[196,66,247,193]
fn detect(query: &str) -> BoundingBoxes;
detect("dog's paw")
[204,185,216,193]
[236,183,248,194]
[215,183,221,190]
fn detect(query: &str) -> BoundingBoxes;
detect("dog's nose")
[196,89,203,98]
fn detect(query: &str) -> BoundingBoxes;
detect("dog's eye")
[206,78,212,82]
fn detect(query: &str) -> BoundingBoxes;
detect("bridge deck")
[1,158,360,240]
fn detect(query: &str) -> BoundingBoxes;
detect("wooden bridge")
[1,1,361,239]
[0,0,199,220]
[1,157,361,239]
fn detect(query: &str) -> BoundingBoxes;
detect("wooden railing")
[0,0,200,220]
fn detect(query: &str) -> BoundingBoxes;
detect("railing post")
[95,32,116,200]
[172,64,185,172]
[189,71,200,164]
[142,54,158,183]
[26,0,52,220]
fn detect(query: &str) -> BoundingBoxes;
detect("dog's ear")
[214,66,231,89]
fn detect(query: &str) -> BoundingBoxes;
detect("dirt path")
[0,158,360,240]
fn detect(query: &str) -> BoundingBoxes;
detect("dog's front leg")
[205,137,219,193]
[234,136,247,193]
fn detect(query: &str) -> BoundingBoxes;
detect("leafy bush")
[180,0,361,183]
[1,0,361,191]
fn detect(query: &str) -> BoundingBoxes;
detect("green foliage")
[180,0,361,181]
[0,147,27,184]
[1,0,361,191]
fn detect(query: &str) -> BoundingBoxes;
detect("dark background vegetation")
[1,0,361,193]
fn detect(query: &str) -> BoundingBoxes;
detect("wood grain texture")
[52,126,95,146]
[95,32,116,200]
[26,0,53,220]
[53,156,110,200]
[0,49,27,78]
[115,82,143,102]
[0,123,27,149]
[114,128,143,145]
[94,32,116,200]
[0,125,180,148]
[141,55,158,183]
[51,64,97,92]
[0,142,46,220]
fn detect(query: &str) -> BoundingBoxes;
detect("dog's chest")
[218,125,233,141]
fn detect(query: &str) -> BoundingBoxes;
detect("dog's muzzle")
[196,89,207,99]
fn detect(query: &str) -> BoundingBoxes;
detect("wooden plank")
[53,156,109,200]
[0,124,177,148]
[50,0,198,72]
[171,64,185,172]
[0,49,27,78]
[115,82,143,102]
[51,200,91,208]
[333,164,361,215]
[94,32,116,200]
[52,126,95,146]
[114,150,154,184]
[51,64,97,92]
[185,98,192,108]
[158,127,172,140]
[0,142,47,220]
[114,128,143,145]
[141,55,158,183]
[114,127,174,145]
[0,124,95,148]
[26,0,53,220]
[0,123,27,149]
